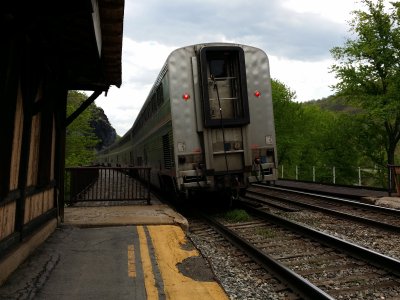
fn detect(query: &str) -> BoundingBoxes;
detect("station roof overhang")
[4,0,124,92]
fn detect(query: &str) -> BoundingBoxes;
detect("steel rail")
[254,183,400,215]
[237,201,400,277]
[200,213,334,300]
[246,187,400,232]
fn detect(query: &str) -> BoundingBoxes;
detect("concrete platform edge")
[63,205,189,232]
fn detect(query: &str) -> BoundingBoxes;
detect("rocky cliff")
[90,106,118,151]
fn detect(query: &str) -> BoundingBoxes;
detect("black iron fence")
[65,167,151,205]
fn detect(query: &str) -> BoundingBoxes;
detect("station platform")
[0,201,229,300]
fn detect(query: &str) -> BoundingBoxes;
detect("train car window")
[162,133,173,169]
[200,46,250,127]
[209,59,227,78]
[150,94,156,114]
[156,83,164,107]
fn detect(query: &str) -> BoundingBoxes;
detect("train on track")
[97,43,278,201]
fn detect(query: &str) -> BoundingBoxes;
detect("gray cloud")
[100,0,354,135]
[123,0,347,61]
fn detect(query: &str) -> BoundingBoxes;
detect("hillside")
[305,95,361,114]
[66,91,118,166]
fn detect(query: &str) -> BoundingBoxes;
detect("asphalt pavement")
[0,203,228,300]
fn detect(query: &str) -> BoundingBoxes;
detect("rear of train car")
[97,43,278,200]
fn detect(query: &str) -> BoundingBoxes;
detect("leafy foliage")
[65,91,100,167]
[271,79,302,164]
[271,78,386,186]
[330,0,400,165]
[272,0,400,188]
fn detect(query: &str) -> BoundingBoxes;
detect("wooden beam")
[65,90,103,127]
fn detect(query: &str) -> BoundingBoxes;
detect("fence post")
[313,166,315,182]
[333,166,336,184]
[388,165,392,196]
[358,167,362,186]
[296,166,298,180]
[281,165,284,179]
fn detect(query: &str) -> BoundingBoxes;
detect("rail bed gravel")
[186,208,400,299]
[187,225,290,300]
[279,210,400,260]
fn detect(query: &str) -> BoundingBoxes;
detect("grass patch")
[255,227,276,238]
[222,209,251,223]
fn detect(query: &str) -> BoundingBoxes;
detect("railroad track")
[190,205,400,299]
[247,184,400,231]
[243,184,400,260]
[187,216,303,300]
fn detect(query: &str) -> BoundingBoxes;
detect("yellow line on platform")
[148,225,229,300]
[127,245,136,278]
[137,225,159,300]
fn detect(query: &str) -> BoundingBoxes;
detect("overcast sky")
[94,0,386,136]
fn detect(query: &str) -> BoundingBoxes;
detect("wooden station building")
[0,0,124,283]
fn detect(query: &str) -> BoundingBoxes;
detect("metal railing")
[278,165,390,190]
[65,167,151,205]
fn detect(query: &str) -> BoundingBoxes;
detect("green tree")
[271,79,301,164]
[272,79,363,184]
[65,91,99,166]
[330,0,400,165]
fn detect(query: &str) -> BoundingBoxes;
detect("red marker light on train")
[254,90,261,97]
[182,93,190,101]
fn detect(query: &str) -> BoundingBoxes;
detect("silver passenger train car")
[97,43,278,200]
